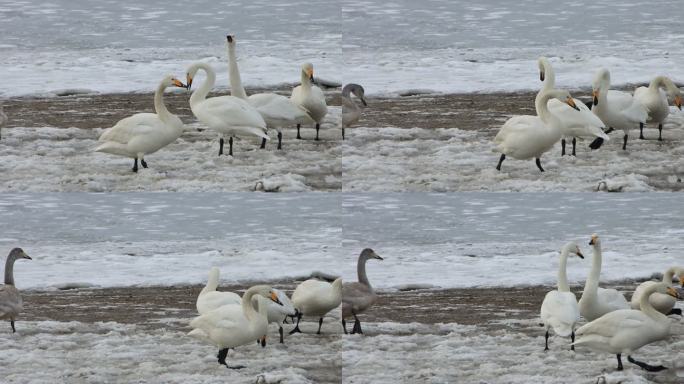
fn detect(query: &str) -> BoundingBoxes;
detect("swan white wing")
[630,281,676,313]
[597,287,629,312]
[292,280,330,304]
[189,304,243,332]
[197,291,242,315]
[248,93,313,126]
[575,309,647,338]
[606,90,648,123]
[548,99,609,139]
[0,285,21,318]
[606,90,635,111]
[193,96,268,138]
[98,113,164,144]
[540,291,579,337]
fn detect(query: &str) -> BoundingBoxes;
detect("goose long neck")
[241,287,261,322]
[557,248,570,292]
[227,41,248,100]
[639,284,669,321]
[201,268,219,294]
[535,93,560,128]
[357,256,371,287]
[4,255,15,285]
[153,80,173,123]
[301,71,312,92]
[584,244,602,295]
[189,64,216,108]
[542,60,555,91]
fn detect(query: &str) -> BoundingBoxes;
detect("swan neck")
[639,285,668,321]
[662,267,676,284]
[357,256,371,288]
[154,80,172,123]
[227,42,248,100]
[4,254,15,285]
[241,287,260,322]
[584,244,602,295]
[202,268,219,294]
[649,76,666,91]
[557,248,570,292]
[542,61,555,90]
[301,71,312,91]
[190,64,216,108]
[535,93,560,129]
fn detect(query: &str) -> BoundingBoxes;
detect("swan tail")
[94,141,133,157]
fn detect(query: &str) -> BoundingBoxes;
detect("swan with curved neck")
[95,75,186,172]
[342,84,367,140]
[578,234,628,321]
[188,284,282,368]
[633,75,682,141]
[589,68,648,151]
[342,248,383,334]
[573,281,679,371]
[631,265,684,315]
[537,57,608,156]
[290,63,328,140]
[494,88,579,172]
[186,61,268,157]
[250,288,297,344]
[0,248,31,332]
[196,267,241,315]
[289,277,342,335]
[225,35,313,150]
[540,242,584,351]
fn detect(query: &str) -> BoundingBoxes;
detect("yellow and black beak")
[306,69,314,83]
[540,71,545,82]
[666,286,680,299]
[592,90,599,106]
[22,251,31,260]
[270,291,283,306]
[675,95,682,111]
[186,74,193,90]
[172,79,186,88]
[226,35,234,43]
[566,97,580,111]
[576,250,584,259]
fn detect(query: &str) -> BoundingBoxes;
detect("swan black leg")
[315,123,320,141]
[279,326,284,344]
[544,330,549,351]
[342,319,348,334]
[10,320,15,333]
[535,158,545,172]
[666,308,682,316]
[296,124,302,139]
[342,127,345,140]
[627,355,667,372]
[260,336,266,348]
[496,154,505,171]
[639,122,645,139]
[140,159,148,168]
[260,138,267,149]
[132,158,139,173]
[616,354,623,371]
[572,138,576,156]
[351,314,363,334]
[571,330,575,351]
[289,313,302,334]
[218,138,224,156]
[228,137,234,157]
[561,139,566,156]
[622,134,628,150]
[658,123,663,141]
[277,131,282,150]
[217,348,245,369]
[317,317,323,334]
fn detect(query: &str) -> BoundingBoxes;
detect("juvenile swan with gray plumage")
[342,248,383,334]
[0,248,32,332]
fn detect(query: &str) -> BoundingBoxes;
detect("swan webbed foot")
[132,158,139,173]
[10,320,15,333]
[288,313,302,335]
[627,355,667,372]
[296,124,302,140]
[316,317,323,334]
[589,137,604,150]
[658,124,663,141]
[571,138,576,156]
[218,138,224,156]
[561,139,566,156]
[260,138,267,149]
[639,122,645,139]
[351,315,363,334]
[666,308,682,316]
[535,158,545,172]
[315,123,320,141]
[495,154,505,171]
[277,131,283,150]
[622,134,628,150]
[218,348,246,369]
[279,326,284,344]
[616,354,623,371]
[140,159,148,169]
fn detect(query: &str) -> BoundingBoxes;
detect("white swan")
[250,288,297,343]
[494,88,580,172]
[290,63,329,141]
[578,234,629,321]
[188,285,282,368]
[290,277,342,335]
[95,75,186,172]
[196,267,241,315]
[573,282,679,371]
[342,84,367,140]
[0,248,31,333]
[342,248,383,335]
[537,57,609,156]
[225,35,313,150]
[0,105,7,140]
[540,242,584,351]
[631,266,683,315]
[633,76,682,141]
[589,68,648,150]
[186,62,268,157]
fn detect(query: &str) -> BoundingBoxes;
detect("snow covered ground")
[0,108,341,192]
[342,107,684,192]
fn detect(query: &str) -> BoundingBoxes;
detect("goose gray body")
[0,248,32,332]
[342,248,383,334]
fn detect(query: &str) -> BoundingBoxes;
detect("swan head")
[537,57,550,82]
[561,242,584,259]
[185,62,210,90]
[344,84,367,106]
[674,95,682,110]
[360,248,383,261]
[588,233,600,247]
[591,69,611,105]
[663,285,680,299]
[226,34,235,45]
[8,248,31,261]
[301,63,315,83]
[161,75,186,90]
[548,89,579,111]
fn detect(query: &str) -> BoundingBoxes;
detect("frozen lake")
[2,193,682,290]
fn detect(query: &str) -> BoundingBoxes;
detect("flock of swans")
[541,234,682,372]
[93,35,368,172]
[494,57,682,172]
[187,248,383,368]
